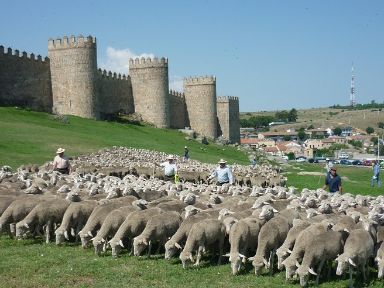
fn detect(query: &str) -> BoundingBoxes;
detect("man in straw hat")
[157,154,178,182]
[207,159,234,186]
[53,148,70,174]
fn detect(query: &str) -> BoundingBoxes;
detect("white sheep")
[133,211,182,257]
[179,219,226,268]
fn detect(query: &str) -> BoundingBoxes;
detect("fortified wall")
[0,46,52,112]
[0,34,240,143]
[217,96,240,143]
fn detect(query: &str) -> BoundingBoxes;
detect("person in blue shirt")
[207,159,234,185]
[371,161,382,187]
[322,167,342,193]
[251,157,257,168]
[183,146,189,162]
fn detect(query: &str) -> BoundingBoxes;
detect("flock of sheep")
[0,146,384,287]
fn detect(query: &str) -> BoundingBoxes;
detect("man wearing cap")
[207,159,234,186]
[322,167,342,194]
[157,155,178,182]
[53,148,70,174]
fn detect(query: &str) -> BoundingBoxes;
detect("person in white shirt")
[53,147,70,174]
[325,158,334,174]
[207,159,234,185]
[157,154,178,182]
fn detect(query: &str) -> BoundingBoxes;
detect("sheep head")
[133,237,148,256]
[179,251,194,269]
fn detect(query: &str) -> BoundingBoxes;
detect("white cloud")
[169,75,184,92]
[99,47,155,74]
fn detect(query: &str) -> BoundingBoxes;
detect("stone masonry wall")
[0,46,52,111]
[169,90,186,129]
[97,69,134,117]
[129,57,169,128]
[217,96,240,143]
[48,35,98,119]
[184,76,217,139]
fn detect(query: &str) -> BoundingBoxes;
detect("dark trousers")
[216,181,229,186]
[55,167,69,174]
[164,175,175,183]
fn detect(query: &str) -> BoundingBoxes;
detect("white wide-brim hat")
[56,148,65,154]
[326,158,330,161]
[167,154,174,160]
[184,146,188,148]
[218,159,226,164]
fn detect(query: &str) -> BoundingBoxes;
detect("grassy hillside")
[242,107,384,134]
[0,107,248,169]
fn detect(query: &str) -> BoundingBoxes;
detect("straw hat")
[167,154,174,160]
[218,159,227,164]
[56,148,65,154]
[184,146,188,149]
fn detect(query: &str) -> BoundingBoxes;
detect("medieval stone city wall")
[0,46,52,112]
[48,35,99,119]
[129,57,169,128]
[0,34,240,143]
[184,76,217,139]
[169,90,186,129]
[217,96,240,143]
[97,69,134,117]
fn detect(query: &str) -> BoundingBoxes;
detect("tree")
[283,135,291,141]
[297,130,306,141]
[288,108,298,122]
[307,124,314,129]
[275,110,289,122]
[333,127,342,136]
[366,127,374,135]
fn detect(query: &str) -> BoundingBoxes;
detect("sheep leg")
[348,265,353,288]
[269,249,276,275]
[217,237,224,265]
[147,240,152,258]
[362,263,366,283]
[315,259,325,286]
[45,221,52,244]
[194,246,204,266]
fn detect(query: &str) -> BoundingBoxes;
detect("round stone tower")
[184,76,217,139]
[48,35,98,118]
[129,57,169,128]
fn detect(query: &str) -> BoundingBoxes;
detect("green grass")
[0,107,248,169]
[284,162,384,196]
[1,235,383,288]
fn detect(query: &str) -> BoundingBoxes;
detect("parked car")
[314,157,327,163]
[296,156,307,163]
[308,158,314,163]
[339,152,350,159]
[363,159,374,166]
[351,159,363,165]
[339,159,352,165]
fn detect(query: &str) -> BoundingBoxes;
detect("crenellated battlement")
[184,76,216,86]
[169,89,185,99]
[129,57,168,69]
[48,35,96,50]
[217,96,239,102]
[0,45,48,63]
[97,68,129,81]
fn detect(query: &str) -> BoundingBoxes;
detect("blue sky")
[1,0,383,112]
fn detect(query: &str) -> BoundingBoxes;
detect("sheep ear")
[24,223,29,229]
[343,228,350,233]
[263,258,269,266]
[286,249,292,254]
[223,253,231,257]
[296,260,301,268]
[87,231,93,237]
[174,242,182,249]
[90,237,95,241]
[189,255,195,263]
[272,208,279,213]
[119,240,124,248]
[263,202,270,205]
[101,238,105,243]
[247,256,254,262]
[70,228,76,237]
[348,258,357,267]
[308,267,317,276]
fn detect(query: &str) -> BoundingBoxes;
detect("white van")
[339,152,349,159]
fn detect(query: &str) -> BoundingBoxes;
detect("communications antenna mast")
[350,64,356,107]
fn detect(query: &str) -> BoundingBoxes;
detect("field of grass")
[1,235,383,288]
[1,107,384,287]
[0,107,248,169]
[284,162,384,197]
